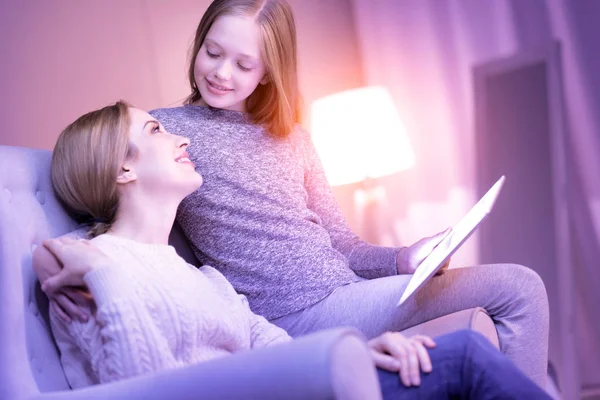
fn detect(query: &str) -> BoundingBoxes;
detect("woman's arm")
[43,237,180,383]
[32,240,92,323]
[201,266,291,348]
[242,294,292,348]
[82,267,180,382]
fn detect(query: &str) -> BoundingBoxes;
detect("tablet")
[397,175,506,306]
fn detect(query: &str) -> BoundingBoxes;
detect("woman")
[36,101,549,399]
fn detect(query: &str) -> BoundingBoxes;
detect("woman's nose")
[176,135,190,148]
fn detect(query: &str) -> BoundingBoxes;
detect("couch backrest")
[0,145,201,395]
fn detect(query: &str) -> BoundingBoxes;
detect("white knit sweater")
[50,234,291,388]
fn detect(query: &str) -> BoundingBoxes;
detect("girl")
[39,0,549,388]
[39,100,550,399]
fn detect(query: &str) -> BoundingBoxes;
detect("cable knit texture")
[50,234,291,389]
[150,105,400,320]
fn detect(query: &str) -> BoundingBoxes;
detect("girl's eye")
[238,64,252,72]
[207,50,220,58]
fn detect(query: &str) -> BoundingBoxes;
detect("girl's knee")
[501,264,548,302]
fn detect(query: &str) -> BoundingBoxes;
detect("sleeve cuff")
[348,244,400,278]
[84,266,136,307]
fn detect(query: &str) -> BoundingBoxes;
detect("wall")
[0,0,363,150]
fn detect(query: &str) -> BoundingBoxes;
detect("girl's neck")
[192,98,210,108]
[191,98,248,115]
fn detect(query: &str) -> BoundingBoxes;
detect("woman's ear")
[117,165,137,184]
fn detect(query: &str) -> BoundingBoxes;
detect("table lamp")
[311,86,416,244]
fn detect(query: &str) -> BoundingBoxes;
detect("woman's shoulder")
[86,234,124,259]
[64,226,90,240]
[198,264,226,280]
[198,265,236,290]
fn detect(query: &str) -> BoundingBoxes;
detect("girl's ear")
[117,165,137,184]
[260,74,270,85]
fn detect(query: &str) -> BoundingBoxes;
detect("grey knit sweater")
[150,105,400,320]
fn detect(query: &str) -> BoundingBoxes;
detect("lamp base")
[354,179,398,246]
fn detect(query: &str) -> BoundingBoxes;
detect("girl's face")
[121,108,203,196]
[193,15,268,112]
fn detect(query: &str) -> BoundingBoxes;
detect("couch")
[0,145,499,400]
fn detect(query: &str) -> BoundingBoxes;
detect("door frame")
[473,41,578,398]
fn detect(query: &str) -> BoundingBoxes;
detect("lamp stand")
[354,178,399,246]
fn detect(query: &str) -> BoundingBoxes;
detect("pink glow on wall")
[311,86,415,187]
[0,0,363,151]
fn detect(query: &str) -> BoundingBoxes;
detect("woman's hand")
[396,229,452,275]
[48,288,94,323]
[33,239,93,323]
[41,237,111,294]
[368,332,436,387]
[34,237,111,323]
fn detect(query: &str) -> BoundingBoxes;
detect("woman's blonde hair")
[185,0,302,137]
[51,101,134,238]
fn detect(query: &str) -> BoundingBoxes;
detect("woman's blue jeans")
[377,330,550,399]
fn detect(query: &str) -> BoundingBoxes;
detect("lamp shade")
[311,86,415,186]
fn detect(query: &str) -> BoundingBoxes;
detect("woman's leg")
[376,330,551,400]
[272,263,549,387]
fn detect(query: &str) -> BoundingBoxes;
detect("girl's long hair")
[186,0,302,137]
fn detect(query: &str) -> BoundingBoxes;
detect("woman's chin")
[186,175,204,194]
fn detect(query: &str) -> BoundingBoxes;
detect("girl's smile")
[205,78,234,94]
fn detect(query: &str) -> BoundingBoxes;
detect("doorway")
[474,42,577,399]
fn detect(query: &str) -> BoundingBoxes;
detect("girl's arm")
[302,129,400,279]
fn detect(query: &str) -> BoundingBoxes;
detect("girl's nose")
[214,60,232,81]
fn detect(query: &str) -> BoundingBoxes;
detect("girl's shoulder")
[150,105,250,131]
[291,123,309,135]
[289,124,318,153]
[149,106,190,122]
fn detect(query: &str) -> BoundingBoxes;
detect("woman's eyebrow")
[143,120,159,129]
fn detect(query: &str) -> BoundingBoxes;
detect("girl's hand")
[40,237,112,298]
[367,332,436,387]
[396,229,452,275]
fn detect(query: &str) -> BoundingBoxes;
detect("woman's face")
[122,108,203,196]
[193,14,267,112]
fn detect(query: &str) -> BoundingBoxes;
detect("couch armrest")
[32,328,381,400]
[399,307,500,349]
